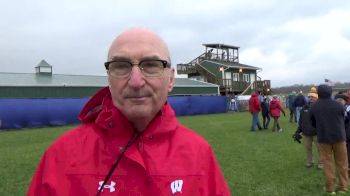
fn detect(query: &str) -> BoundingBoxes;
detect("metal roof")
[35,59,52,67]
[202,60,261,70]
[0,73,107,87]
[174,78,218,87]
[202,43,240,50]
[0,72,218,88]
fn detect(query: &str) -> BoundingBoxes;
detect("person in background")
[269,95,285,132]
[27,27,230,196]
[294,91,306,124]
[293,87,323,169]
[347,90,350,105]
[249,91,262,131]
[334,93,350,176]
[261,96,270,129]
[310,85,348,195]
[230,95,237,112]
[286,91,297,123]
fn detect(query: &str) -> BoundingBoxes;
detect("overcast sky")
[1,0,349,87]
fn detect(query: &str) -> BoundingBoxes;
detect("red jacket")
[27,87,230,196]
[269,98,284,117]
[249,92,261,113]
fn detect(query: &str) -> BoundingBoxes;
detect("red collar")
[79,87,178,139]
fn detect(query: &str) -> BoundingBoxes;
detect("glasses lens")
[108,61,132,77]
[140,60,164,76]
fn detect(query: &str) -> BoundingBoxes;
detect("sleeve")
[281,102,285,114]
[309,106,316,128]
[297,108,304,133]
[292,98,296,108]
[206,147,231,196]
[27,152,53,196]
[278,101,285,114]
[27,147,66,196]
[345,108,350,141]
[255,98,261,111]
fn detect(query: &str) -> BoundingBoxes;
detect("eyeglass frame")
[104,59,170,77]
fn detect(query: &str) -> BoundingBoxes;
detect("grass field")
[0,112,329,195]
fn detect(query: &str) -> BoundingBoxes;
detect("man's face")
[336,98,346,106]
[107,29,175,128]
[308,96,317,103]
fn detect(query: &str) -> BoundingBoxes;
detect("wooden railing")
[218,79,250,91]
[254,80,271,90]
[218,79,271,93]
[177,52,208,74]
[177,63,197,74]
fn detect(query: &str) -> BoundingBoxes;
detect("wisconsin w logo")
[170,180,183,194]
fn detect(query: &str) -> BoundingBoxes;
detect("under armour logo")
[98,181,116,193]
[170,180,183,194]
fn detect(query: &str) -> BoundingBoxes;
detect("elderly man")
[27,28,230,196]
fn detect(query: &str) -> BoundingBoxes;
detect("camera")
[292,133,302,144]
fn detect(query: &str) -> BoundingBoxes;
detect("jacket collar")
[79,87,178,138]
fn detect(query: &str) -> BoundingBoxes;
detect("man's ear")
[168,68,175,93]
[107,74,112,90]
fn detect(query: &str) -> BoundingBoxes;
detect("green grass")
[0,113,327,195]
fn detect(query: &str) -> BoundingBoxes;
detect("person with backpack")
[293,87,323,169]
[261,96,270,129]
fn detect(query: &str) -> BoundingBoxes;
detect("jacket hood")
[78,87,177,136]
[270,99,278,109]
[317,84,332,99]
[251,91,258,97]
[79,87,110,123]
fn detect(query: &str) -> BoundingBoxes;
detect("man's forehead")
[108,28,170,61]
[108,43,166,61]
[110,54,163,61]
[114,28,166,49]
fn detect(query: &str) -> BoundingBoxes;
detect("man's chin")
[124,108,152,120]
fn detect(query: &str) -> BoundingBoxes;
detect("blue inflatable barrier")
[167,96,190,116]
[0,96,226,129]
[0,98,88,129]
[168,96,227,116]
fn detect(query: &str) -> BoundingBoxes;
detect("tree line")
[271,82,350,95]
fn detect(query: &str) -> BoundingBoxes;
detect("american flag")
[324,78,335,86]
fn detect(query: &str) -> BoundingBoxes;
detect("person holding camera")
[293,87,323,169]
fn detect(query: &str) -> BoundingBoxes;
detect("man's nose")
[128,66,146,89]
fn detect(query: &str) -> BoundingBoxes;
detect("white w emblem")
[170,180,183,194]
[98,181,116,193]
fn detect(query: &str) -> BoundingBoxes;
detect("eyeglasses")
[104,59,170,78]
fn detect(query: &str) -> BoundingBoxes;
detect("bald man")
[27,28,230,196]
